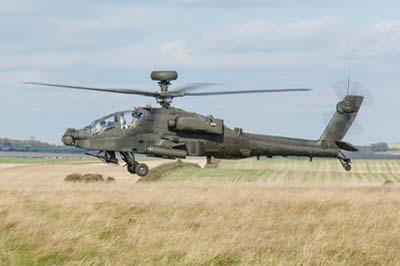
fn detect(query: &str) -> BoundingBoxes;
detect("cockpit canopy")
[89,110,143,135]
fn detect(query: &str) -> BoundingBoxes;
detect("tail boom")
[227,95,364,170]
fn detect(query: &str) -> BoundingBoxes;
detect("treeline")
[357,142,390,153]
[0,137,84,153]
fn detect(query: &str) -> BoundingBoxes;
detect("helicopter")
[26,71,363,177]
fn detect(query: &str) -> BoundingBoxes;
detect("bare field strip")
[1,158,400,265]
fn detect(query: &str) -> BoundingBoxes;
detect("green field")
[160,158,400,184]
[375,150,400,155]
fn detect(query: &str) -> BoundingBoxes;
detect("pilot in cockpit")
[128,116,136,128]
[128,112,140,129]
[99,120,107,133]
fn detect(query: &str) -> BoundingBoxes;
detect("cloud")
[0,52,88,69]
[195,17,400,71]
[1,7,399,81]
[0,70,46,87]
[159,41,195,66]
[6,17,396,74]
[93,44,338,71]
[0,0,380,15]
[353,20,400,58]
[119,0,378,7]
[204,17,348,52]
[3,15,400,74]
[60,7,157,33]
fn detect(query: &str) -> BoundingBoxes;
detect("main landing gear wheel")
[120,152,149,176]
[135,163,149,177]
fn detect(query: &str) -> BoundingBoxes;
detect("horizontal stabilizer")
[335,141,359,152]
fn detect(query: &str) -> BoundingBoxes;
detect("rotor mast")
[151,71,178,108]
[156,80,172,108]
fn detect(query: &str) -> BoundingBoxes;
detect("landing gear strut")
[85,151,118,164]
[120,152,149,177]
[338,151,352,171]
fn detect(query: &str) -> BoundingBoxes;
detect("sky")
[0,0,399,145]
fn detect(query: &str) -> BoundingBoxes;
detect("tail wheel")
[135,163,149,177]
[338,151,352,172]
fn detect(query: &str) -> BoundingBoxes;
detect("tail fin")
[320,95,364,150]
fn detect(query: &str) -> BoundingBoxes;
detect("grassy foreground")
[1,185,400,266]
[1,158,400,265]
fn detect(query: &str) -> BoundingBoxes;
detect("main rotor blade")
[171,82,219,93]
[24,82,160,97]
[185,88,312,96]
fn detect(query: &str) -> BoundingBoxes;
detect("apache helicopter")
[26,71,363,177]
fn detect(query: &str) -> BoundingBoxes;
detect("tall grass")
[1,184,400,265]
[1,158,400,265]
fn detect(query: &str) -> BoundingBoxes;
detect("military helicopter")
[26,71,363,176]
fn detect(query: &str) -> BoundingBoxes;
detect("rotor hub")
[158,80,170,93]
[150,71,179,108]
[156,95,173,108]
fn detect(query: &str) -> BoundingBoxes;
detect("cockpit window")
[120,111,143,130]
[90,114,119,135]
[89,111,143,135]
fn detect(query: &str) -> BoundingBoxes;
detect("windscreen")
[89,111,143,135]
[120,111,143,129]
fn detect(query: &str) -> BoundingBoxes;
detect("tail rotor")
[332,80,373,106]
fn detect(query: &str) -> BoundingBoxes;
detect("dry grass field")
[1,158,400,266]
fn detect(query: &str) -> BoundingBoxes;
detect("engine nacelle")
[169,116,224,135]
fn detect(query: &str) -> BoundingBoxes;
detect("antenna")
[346,63,352,96]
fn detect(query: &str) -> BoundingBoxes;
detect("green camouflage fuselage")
[63,95,363,161]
